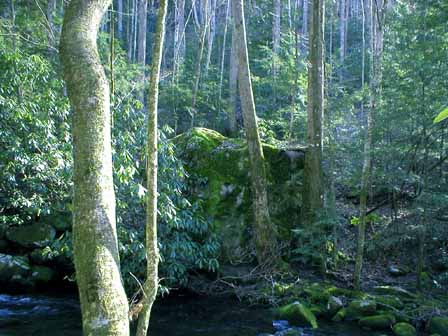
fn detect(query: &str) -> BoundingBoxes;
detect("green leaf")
[434,106,448,123]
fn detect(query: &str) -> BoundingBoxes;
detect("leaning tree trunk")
[135,0,167,335]
[60,0,130,335]
[302,0,325,229]
[232,0,278,266]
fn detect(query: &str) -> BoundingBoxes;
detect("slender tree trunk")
[302,0,325,228]
[353,0,387,290]
[232,0,278,266]
[339,0,347,82]
[60,0,130,334]
[191,0,209,125]
[205,0,217,76]
[302,0,308,43]
[228,4,239,135]
[272,0,281,78]
[137,0,147,65]
[46,0,56,48]
[117,0,123,39]
[218,0,231,103]
[135,0,167,334]
[173,0,185,76]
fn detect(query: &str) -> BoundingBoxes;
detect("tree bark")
[353,0,387,290]
[60,0,130,334]
[137,0,148,65]
[272,0,281,78]
[117,0,123,40]
[205,0,217,76]
[173,0,185,76]
[228,2,239,135]
[302,0,308,42]
[232,0,278,266]
[135,0,167,335]
[302,0,325,227]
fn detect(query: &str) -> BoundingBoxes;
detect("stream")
[0,293,392,336]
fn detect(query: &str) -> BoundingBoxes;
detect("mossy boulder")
[373,286,416,299]
[427,316,448,336]
[275,301,318,328]
[346,300,377,320]
[0,253,30,282]
[359,314,396,330]
[30,265,56,283]
[6,224,56,249]
[327,296,344,316]
[173,128,304,262]
[375,295,404,310]
[332,308,346,322]
[393,322,417,336]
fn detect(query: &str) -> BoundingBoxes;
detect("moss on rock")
[0,253,30,282]
[173,128,304,262]
[346,299,377,320]
[358,314,396,330]
[393,322,417,336]
[427,316,448,336]
[6,224,56,249]
[275,301,318,328]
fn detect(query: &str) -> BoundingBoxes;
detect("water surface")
[0,293,392,336]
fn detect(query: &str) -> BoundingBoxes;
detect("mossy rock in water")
[375,295,404,310]
[359,314,396,330]
[275,301,318,328]
[393,322,417,336]
[332,308,346,322]
[6,224,56,249]
[346,300,377,320]
[373,286,416,299]
[0,253,30,282]
[327,296,344,316]
[173,128,305,262]
[427,316,448,336]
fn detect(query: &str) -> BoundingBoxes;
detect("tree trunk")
[205,0,216,76]
[137,0,147,65]
[228,3,239,135]
[173,0,185,76]
[117,0,123,40]
[46,0,56,48]
[302,0,308,42]
[60,0,130,334]
[339,0,347,82]
[218,0,231,103]
[302,0,325,228]
[353,0,387,290]
[135,0,167,334]
[272,0,281,78]
[232,0,278,266]
[191,0,209,124]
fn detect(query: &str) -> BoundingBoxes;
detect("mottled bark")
[46,0,56,48]
[232,0,278,266]
[302,0,308,39]
[218,0,231,103]
[135,0,167,335]
[59,0,130,334]
[302,0,325,227]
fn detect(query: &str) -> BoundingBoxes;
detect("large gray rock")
[6,224,56,249]
[0,253,30,282]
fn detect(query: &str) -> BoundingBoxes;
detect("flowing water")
[0,293,392,336]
